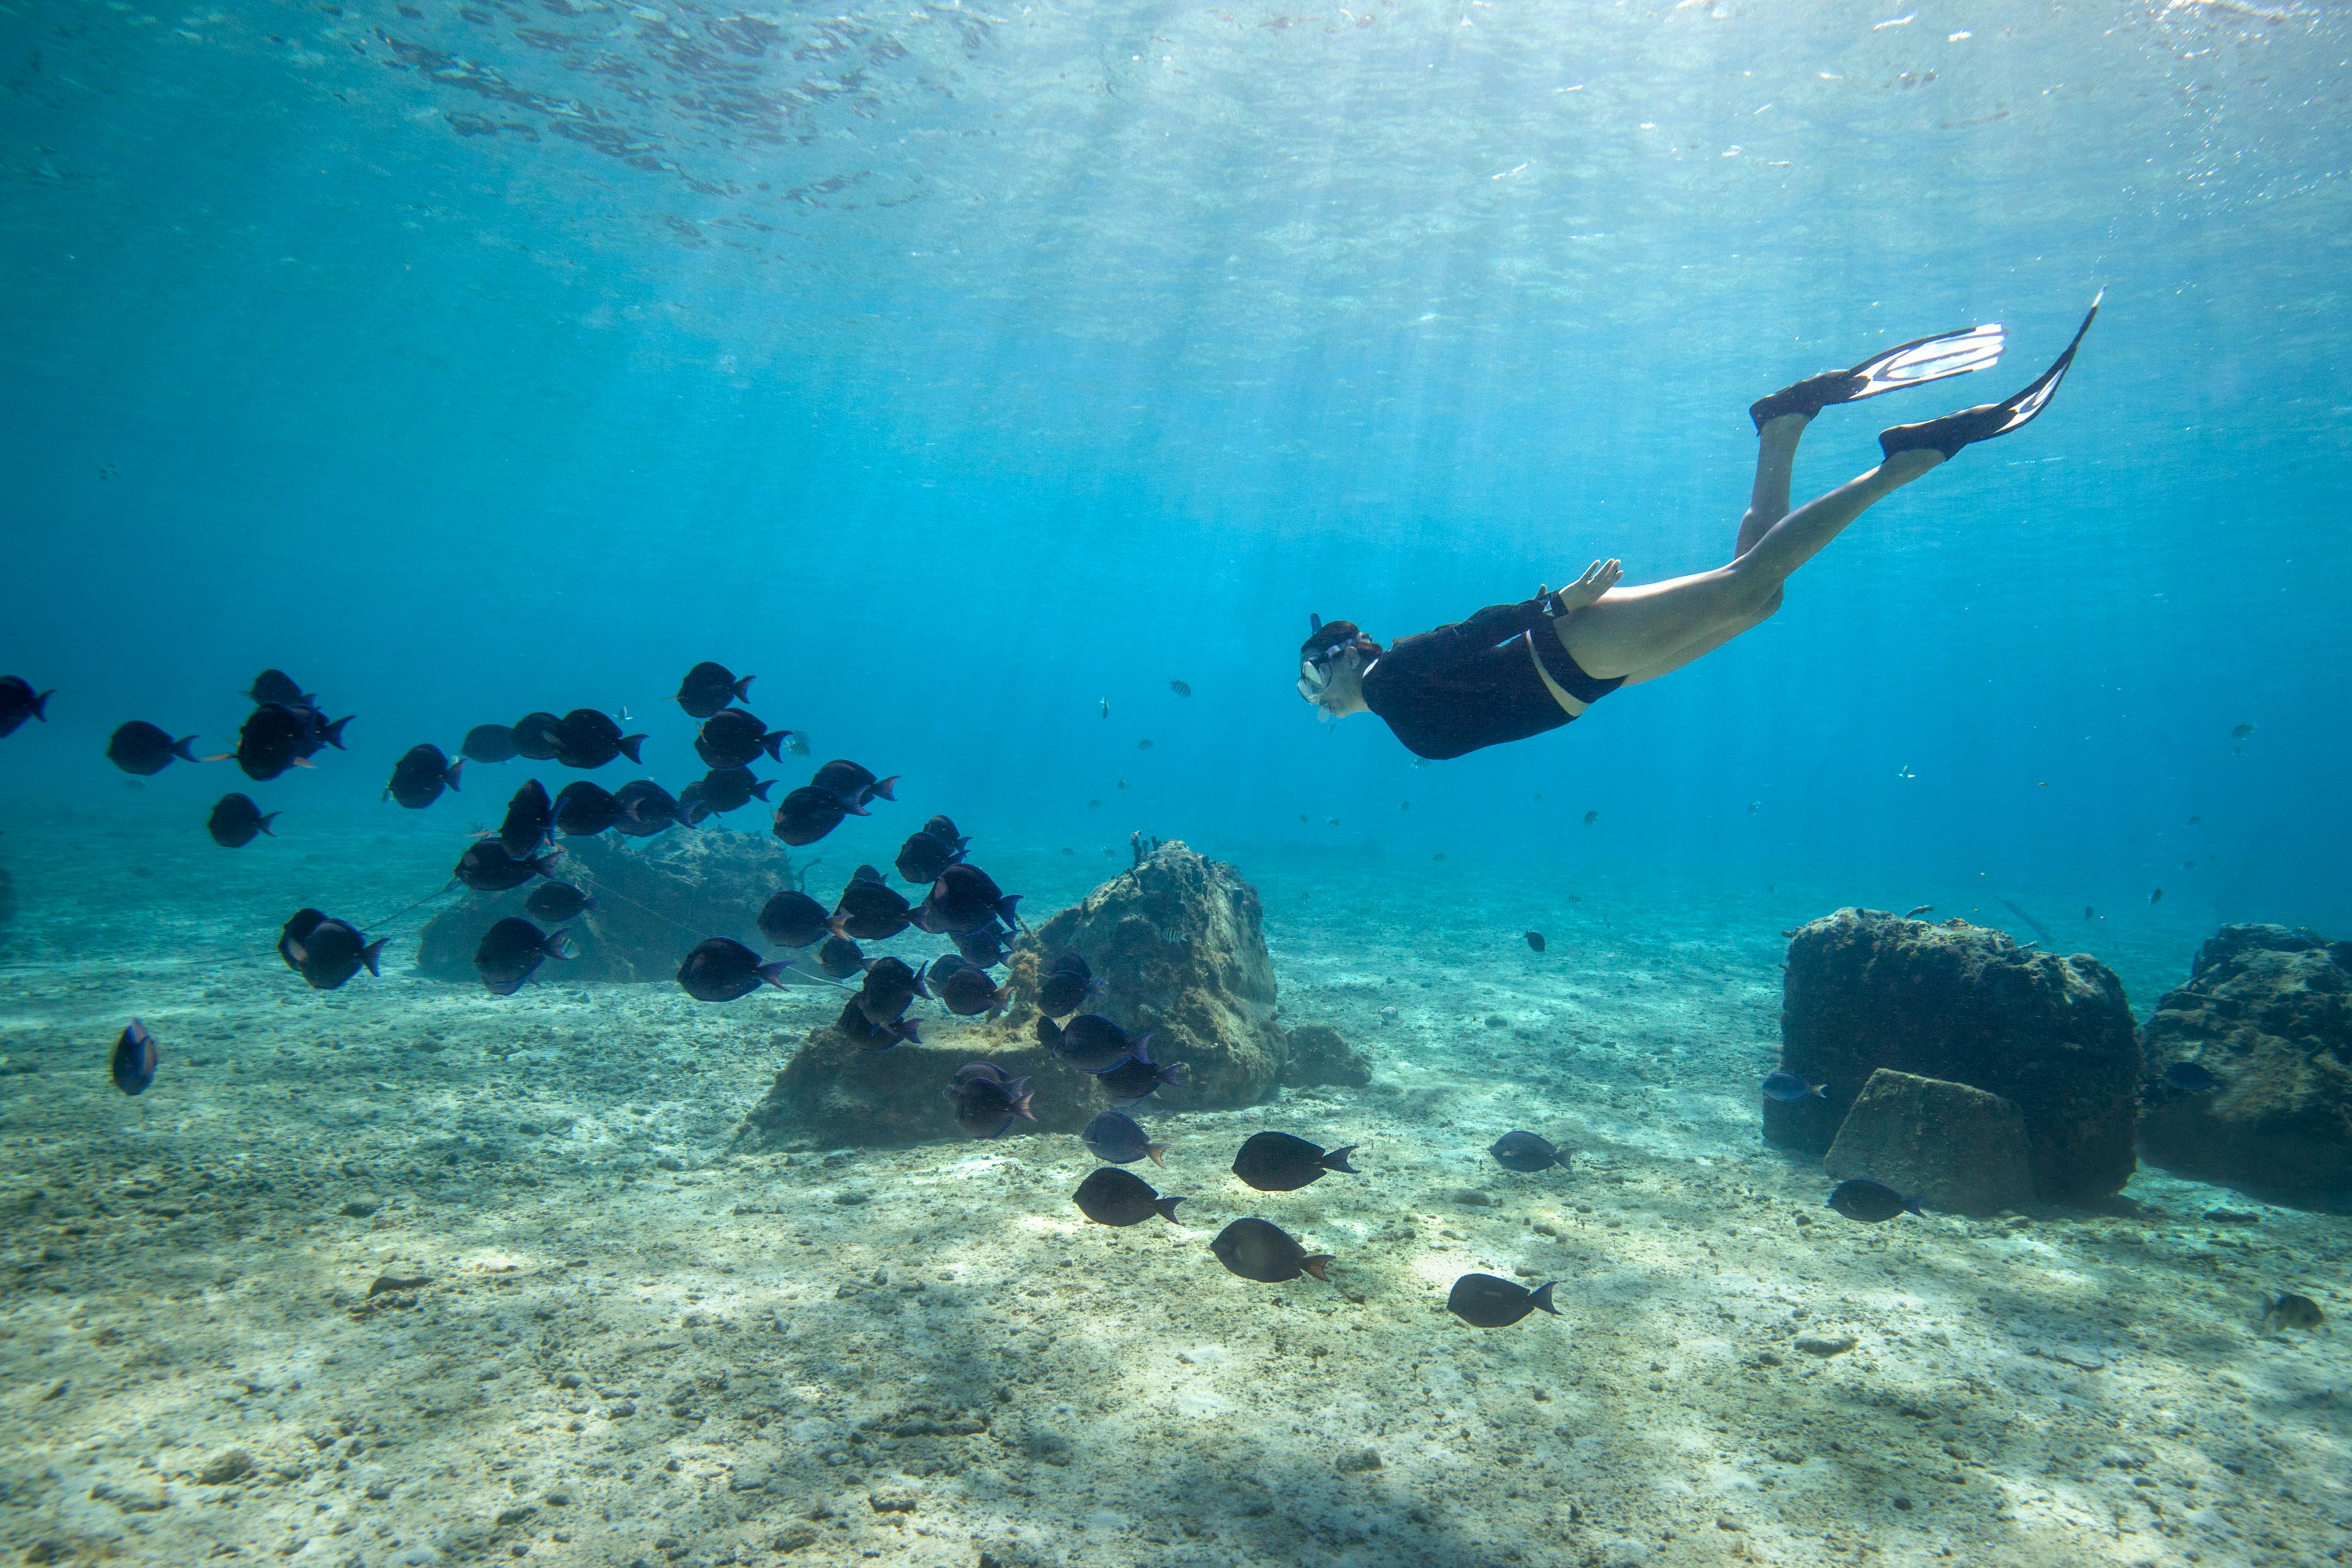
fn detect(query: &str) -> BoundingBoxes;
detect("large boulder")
[1822,1069,2036,1218]
[2137,924,2352,1202]
[412,828,804,985]
[1768,908,2139,1205]
[738,842,1347,1148]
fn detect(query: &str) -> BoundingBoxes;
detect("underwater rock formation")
[0,864,13,929]
[741,841,1302,1148]
[1280,1020,1371,1088]
[1822,1069,2035,1218]
[413,829,802,985]
[1769,908,2139,1204]
[2137,924,2352,1201]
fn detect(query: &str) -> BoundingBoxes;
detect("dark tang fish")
[812,934,865,979]
[244,669,312,706]
[1209,1218,1330,1283]
[945,1061,1035,1139]
[461,723,519,764]
[282,703,351,756]
[611,780,682,837]
[830,866,914,941]
[281,913,383,991]
[552,707,645,770]
[524,881,594,922]
[673,660,752,720]
[674,780,714,827]
[552,780,621,837]
[1762,1071,1827,1102]
[206,793,277,848]
[497,779,554,854]
[918,863,1022,934]
[511,712,565,761]
[695,766,773,815]
[0,676,53,737]
[810,758,897,806]
[1232,1131,1359,1192]
[111,1019,159,1096]
[772,785,852,846]
[1446,1273,1559,1328]
[455,840,559,892]
[695,708,787,769]
[1096,1048,1179,1108]
[894,828,964,885]
[1044,1013,1151,1074]
[278,908,326,972]
[852,956,928,1030]
[952,924,1013,968]
[928,954,1008,1016]
[230,703,309,780]
[1081,1111,1167,1166]
[107,720,197,776]
[677,937,789,1002]
[839,998,921,1049]
[474,917,574,995]
[1488,1131,1571,1172]
[2163,1061,2219,1093]
[1826,1179,1922,1223]
[756,889,831,949]
[1036,952,1101,1019]
[384,744,462,809]
[1525,931,1547,952]
[1074,1166,1185,1227]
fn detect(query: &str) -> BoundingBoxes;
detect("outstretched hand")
[1544,559,1622,614]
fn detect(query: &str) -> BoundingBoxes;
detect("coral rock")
[1280,1022,1371,1088]
[1822,1069,2035,1218]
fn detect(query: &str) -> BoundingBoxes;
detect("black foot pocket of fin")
[1878,289,2103,461]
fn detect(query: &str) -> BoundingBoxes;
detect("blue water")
[5,2,2351,1561]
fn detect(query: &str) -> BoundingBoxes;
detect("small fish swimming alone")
[1209,1217,1330,1283]
[944,1061,1035,1139]
[829,866,914,941]
[2231,722,2256,741]
[1583,809,1599,826]
[206,793,277,848]
[279,910,383,991]
[756,889,831,949]
[677,937,791,1002]
[510,711,565,762]
[1231,1131,1359,1192]
[552,780,622,837]
[111,1019,159,1095]
[454,840,559,892]
[460,723,520,764]
[244,668,312,707]
[673,660,753,720]
[1761,1070,1828,1102]
[927,954,1009,1017]
[1487,1131,1571,1172]
[384,744,463,809]
[1446,1273,1559,1328]
[1080,1110,1168,1166]
[2163,1060,2219,1093]
[1525,931,1547,953]
[1137,738,1154,751]
[551,707,646,771]
[497,778,554,855]
[524,880,595,922]
[1072,1166,1185,1227]
[0,675,53,737]
[473,917,574,995]
[1042,1012,1151,1074]
[1100,698,1109,719]
[2263,1291,2324,1332]
[2151,888,2165,904]
[1036,951,1102,1019]
[1168,679,1191,698]
[107,720,198,776]
[1826,1179,1922,1224]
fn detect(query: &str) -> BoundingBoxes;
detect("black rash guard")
[1360,597,1624,761]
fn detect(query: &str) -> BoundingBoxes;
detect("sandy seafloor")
[2,809,2348,1568]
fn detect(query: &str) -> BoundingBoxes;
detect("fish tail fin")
[446,758,464,791]
[322,716,352,748]
[1147,1142,1170,1166]
[1301,1255,1333,1281]
[913,960,931,998]
[1013,1089,1036,1122]
[1531,1282,1560,1315]
[619,735,646,764]
[1323,1145,1360,1174]
[872,774,899,801]
[734,675,755,701]
[361,940,385,978]
[546,929,577,960]
[760,960,792,989]
[1808,1082,1828,1099]
[841,797,870,816]
[1905,1196,1926,1216]
[998,894,1023,925]
[761,733,785,761]
[31,690,51,721]
[897,1017,922,1044]
[258,813,279,836]
[826,914,850,938]
[1154,1196,1186,1223]
[751,779,775,801]
[171,735,200,762]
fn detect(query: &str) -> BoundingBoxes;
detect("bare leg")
[1737,413,1807,557]
[1560,447,1943,681]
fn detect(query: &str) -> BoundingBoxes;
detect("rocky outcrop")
[1281,1022,1371,1089]
[1769,908,2139,1205]
[739,842,1313,1148]
[413,829,804,984]
[1822,1069,2035,1218]
[2137,924,2352,1202]
[0,864,13,929]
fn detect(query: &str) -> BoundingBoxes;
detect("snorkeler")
[1300,293,2103,761]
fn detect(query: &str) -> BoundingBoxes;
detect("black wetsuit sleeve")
[1374,598,1556,683]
